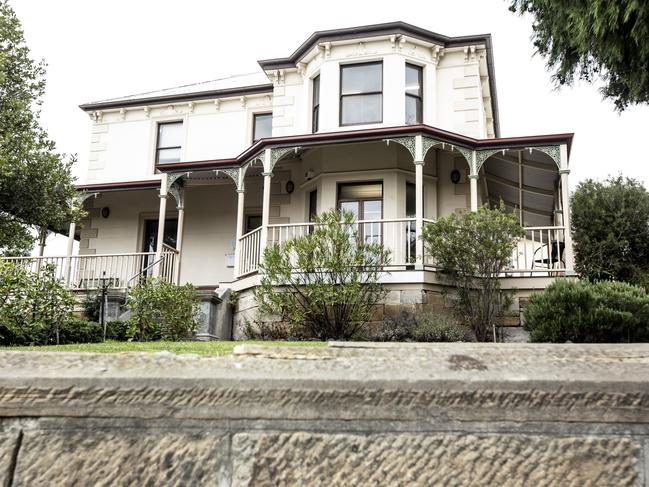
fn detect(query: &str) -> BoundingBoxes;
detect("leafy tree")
[0,1,81,256]
[255,210,391,340]
[422,205,524,342]
[0,260,76,345]
[509,0,649,110]
[524,279,649,342]
[571,176,649,287]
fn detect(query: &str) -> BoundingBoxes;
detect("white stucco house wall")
[5,22,575,338]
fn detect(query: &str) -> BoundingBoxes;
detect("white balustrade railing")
[508,226,566,275]
[1,248,178,290]
[239,218,418,276]
[237,227,262,277]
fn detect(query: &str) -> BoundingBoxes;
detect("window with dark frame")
[155,121,183,164]
[337,182,383,244]
[252,113,272,143]
[405,63,423,125]
[340,62,383,126]
[312,75,320,133]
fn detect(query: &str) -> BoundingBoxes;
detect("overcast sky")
[11,0,649,254]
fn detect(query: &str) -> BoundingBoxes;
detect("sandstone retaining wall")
[0,343,647,485]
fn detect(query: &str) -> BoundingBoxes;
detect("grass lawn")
[0,340,326,356]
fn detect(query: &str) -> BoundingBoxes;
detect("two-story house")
[12,22,575,338]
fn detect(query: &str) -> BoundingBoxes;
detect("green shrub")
[105,320,129,341]
[0,261,76,345]
[242,320,292,341]
[524,279,649,342]
[422,204,523,341]
[58,320,103,344]
[372,311,467,342]
[82,292,102,322]
[126,278,200,341]
[256,210,390,340]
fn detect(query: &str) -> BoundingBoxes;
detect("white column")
[233,188,246,277]
[559,144,575,275]
[64,222,76,286]
[414,135,425,269]
[470,151,478,212]
[154,174,168,277]
[174,203,185,285]
[259,148,273,258]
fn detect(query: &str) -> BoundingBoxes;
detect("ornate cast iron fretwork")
[421,137,446,161]
[475,149,505,173]
[384,137,416,161]
[76,192,98,205]
[531,146,561,169]
[168,185,184,210]
[453,146,474,173]
[164,172,187,194]
[269,146,300,172]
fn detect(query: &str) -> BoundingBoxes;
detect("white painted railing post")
[259,148,273,263]
[559,144,575,275]
[233,186,246,278]
[470,150,478,212]
[174,202,185,285]
[63,221,76,287]
[154,174,168,278]
[414,135,425,270]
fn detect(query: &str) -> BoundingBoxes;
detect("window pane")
[312,75,320,104]
[405,64,422,97]
[341,94,382,125]
[158,122,182,148]
[253,113,272,141]
[312,106,319,132]
[157,147,181,164]
[363,200,382,220]
[341,63,382,94]
[340,201,360,219]
[247,215,262,232]
[405,96,422,125]
[338,183,383,200]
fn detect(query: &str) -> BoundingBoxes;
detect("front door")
[142,219,178,272]
[338,182,383,244]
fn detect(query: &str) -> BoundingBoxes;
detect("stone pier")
[0,343,647,485]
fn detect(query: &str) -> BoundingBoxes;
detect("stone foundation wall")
[233,284,523,340]
[0,343,647,485]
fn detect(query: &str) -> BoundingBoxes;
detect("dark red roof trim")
[76,179,161,192]
[79,84,273,112]
[154,124,573,174]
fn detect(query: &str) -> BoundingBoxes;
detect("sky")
[11,0,649,253]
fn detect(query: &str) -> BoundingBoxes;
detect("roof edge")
[79,84,273,112]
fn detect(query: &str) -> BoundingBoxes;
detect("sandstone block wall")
[0,343,647,485]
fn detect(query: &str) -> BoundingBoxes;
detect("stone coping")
[0,343,647,424]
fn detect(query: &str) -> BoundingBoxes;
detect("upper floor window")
[312,75,320,133]
[340,62,382,126]
[405,63,423,124]
[253,113,272,143]
[156,121,182,164]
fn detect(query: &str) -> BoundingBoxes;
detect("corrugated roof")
[82,72,271,106]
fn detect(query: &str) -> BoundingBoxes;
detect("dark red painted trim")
[76,179,161,191]
[154,124,574,173]
[80,84,273,112]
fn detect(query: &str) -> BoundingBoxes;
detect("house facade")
[8,22,575,338]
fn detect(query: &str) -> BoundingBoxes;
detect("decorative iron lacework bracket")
[384,137,416,160]
[162,172,188,209]
[421,137,446,160]
[530,146,561,169]
[76,192,98,205]
[216,168,241,188]
[475,149,505,173]
[452,146,474,173]
[269,146,300,173]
